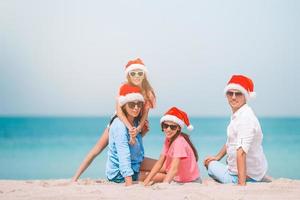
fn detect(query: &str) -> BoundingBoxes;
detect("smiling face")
[124,101,143,118]
[161,121,180,139]
[128,69,145,86]
[226,89,246,113]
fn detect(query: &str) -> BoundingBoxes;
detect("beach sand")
[1,178,300,200]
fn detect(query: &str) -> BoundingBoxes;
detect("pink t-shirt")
[162,134,200,182]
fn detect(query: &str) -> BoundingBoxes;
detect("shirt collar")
[231,104,248,120]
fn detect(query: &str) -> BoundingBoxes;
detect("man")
[204,75,268,185]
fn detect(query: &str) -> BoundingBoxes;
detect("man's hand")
[203,156,218,168]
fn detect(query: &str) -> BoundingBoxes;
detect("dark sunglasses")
[127,101,143,109]
[226,91,243,97]
[161,122,178,131]
[129,71,144,77]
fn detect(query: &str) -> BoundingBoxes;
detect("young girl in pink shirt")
[143,107,200,185]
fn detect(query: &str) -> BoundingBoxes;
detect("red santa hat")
[224,75,256,99]
[125,58,148,76]
[118,84,145,106]
[160,107,194,131]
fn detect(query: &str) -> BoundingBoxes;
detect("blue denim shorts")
[108,171,139,183]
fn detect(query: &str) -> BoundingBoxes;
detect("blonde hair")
[127,74,156,105]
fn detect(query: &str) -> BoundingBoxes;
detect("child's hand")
[143,179,154,186]
[129,127,138,145]
[129,136,136,145]
[129,127,139,137]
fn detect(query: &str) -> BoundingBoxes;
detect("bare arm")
[163,158,180,183]
[215,144,227,160]
[143,155,166,186]
[72,130,109,182]
[237,147,247,186]
[204,144,227,168]
[116,100,133,131]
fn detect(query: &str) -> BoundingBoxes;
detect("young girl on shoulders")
[72,58,156,182]
[143,107,200,185]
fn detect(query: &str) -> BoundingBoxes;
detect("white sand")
[1,178,300,200]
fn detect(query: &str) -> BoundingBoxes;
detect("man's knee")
[207,160,218,176]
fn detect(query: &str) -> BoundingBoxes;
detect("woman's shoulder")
[110,117,127,130]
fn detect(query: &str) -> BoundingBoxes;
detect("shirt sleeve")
[236,119,256,154]
[170,137,188,158]
[111,121,134,177]
[161,139,169,156]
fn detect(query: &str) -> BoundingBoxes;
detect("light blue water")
[0,117,300,180]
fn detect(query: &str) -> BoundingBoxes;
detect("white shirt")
[226,104,268,181]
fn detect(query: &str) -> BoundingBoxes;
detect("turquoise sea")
[0,117,300,180]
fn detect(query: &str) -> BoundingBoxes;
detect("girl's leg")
[139,157,167,182]
[139,170,166,182]
[207,161,236,184]
[139,157,157,171]
[72,128,109,181]
[140,157,166,172]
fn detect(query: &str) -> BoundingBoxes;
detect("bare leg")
[72,128,109,182]
[139,157,166,182]
[139,171,166,182]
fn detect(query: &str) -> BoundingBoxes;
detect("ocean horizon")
[1,116,300,180]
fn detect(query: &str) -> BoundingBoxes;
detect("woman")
[106,83,154,186]
[72,58,156,182]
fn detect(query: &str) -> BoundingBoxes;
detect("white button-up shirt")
[226,104,268,181]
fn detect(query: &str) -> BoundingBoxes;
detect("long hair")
[181,132,199,162]
[127,74,156,106]
[169,130,199,162]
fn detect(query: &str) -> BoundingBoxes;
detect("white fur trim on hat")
[224,83,252,100]
[250,92,256,98]
[125,64,148,76]
[119,93,145,106]
[160,115,185,129]
[187,125,194,131]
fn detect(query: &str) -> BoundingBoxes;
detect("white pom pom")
[250,92,256,98]
[187,125,194,131]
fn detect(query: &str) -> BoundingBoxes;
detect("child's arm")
[143,155,166,186]
[116,99,134,132]
[163,158,180,183]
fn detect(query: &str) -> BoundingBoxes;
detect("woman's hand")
[125,176,133,186]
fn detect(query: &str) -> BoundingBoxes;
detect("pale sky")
[1,0,299,117]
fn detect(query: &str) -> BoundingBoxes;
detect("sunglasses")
[129,71,144,77]
[226,91,243,97]
[161,122,178,131]
[127,101,144,109]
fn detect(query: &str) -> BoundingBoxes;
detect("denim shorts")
[108,171,139,183]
